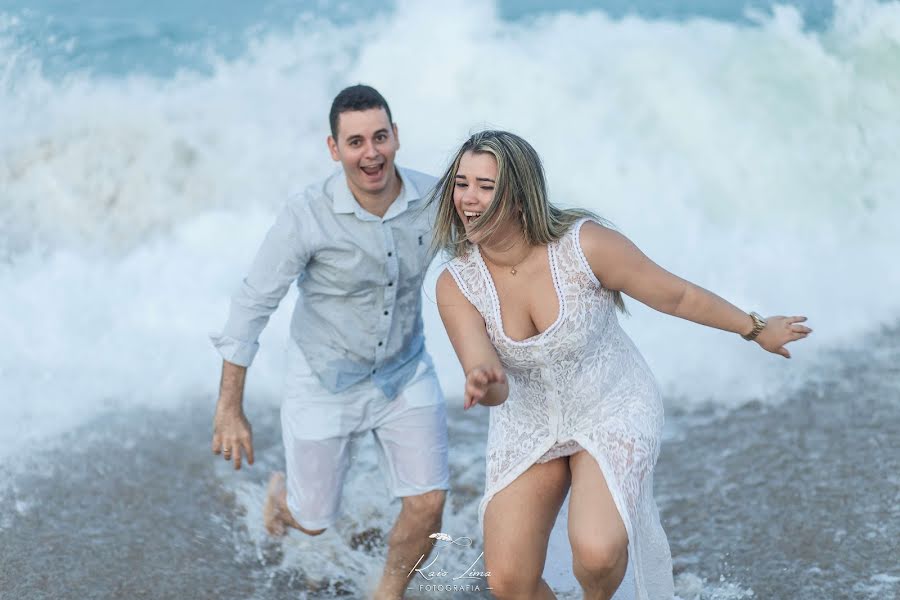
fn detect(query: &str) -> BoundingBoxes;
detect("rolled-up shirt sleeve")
[210,200,311,366]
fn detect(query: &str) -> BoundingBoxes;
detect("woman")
[432,130,811,600]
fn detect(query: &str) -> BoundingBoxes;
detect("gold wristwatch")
[742,312,767,341]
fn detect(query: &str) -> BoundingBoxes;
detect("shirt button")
[378,341,383,347]
[387,251,393,257]
[372,369,377,374]
[383,310,389,316]
[388,281,393,287]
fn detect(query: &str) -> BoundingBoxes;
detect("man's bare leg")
[264,472,326,537]
[372,489,446,600]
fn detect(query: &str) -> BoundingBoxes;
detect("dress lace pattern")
[446,218,674,600]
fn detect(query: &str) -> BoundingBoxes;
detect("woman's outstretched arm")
[579,221,812,358]
[436,269,509,408]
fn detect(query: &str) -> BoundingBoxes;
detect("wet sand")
[1,328,898,599]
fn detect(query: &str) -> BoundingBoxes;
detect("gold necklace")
[482,244,534,276]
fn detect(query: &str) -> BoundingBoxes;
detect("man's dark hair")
[329,84,393,139]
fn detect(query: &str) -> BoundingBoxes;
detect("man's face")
[328,108,400,197]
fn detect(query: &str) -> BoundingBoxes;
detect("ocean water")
[1,1,899,598]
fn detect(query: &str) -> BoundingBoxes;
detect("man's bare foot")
[264,472,288,536]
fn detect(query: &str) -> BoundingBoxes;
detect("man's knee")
[402,489,446,520]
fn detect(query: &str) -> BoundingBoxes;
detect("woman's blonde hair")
[429,130,625,312]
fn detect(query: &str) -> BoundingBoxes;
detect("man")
[210,85,447,599]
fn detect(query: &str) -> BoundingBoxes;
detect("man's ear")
[327,135,340,161]
[392,123,400,150]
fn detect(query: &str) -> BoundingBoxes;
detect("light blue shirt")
[211,166,438,399]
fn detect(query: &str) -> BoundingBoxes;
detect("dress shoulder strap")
[445,246,492,317]
[555,217,604,289]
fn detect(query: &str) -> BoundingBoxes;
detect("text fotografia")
[411,583,485,593]
[407,533,492,593]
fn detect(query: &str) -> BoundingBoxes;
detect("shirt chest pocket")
[309,242,381,295]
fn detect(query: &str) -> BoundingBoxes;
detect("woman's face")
[453,150,507,244]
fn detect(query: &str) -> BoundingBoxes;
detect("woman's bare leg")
[483,458,571,599]
[567,452,629,600]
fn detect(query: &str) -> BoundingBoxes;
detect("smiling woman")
[430,130,626,312]
[432,131,672,599]
[431,130,811,600]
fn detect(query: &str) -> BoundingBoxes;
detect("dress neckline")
[473,240,566,346]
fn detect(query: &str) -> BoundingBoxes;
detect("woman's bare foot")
[264,472,288,536]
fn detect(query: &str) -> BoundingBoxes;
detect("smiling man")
[210,85,447,599]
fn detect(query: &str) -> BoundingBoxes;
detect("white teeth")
[463,211,482,217]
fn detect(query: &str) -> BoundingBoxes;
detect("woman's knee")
[571,534,628,577]
[483,555,542,599]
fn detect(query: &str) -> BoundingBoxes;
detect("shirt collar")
[330,166,422,220]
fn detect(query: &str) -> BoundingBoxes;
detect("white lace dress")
[446,218,674,600]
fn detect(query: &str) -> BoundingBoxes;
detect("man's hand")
[212,360,254,470]
[212,405,254,470]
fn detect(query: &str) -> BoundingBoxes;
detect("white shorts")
[280,340,449,530]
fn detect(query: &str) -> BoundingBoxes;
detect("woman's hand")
[755,315,812,359]
[464,365,508,410]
